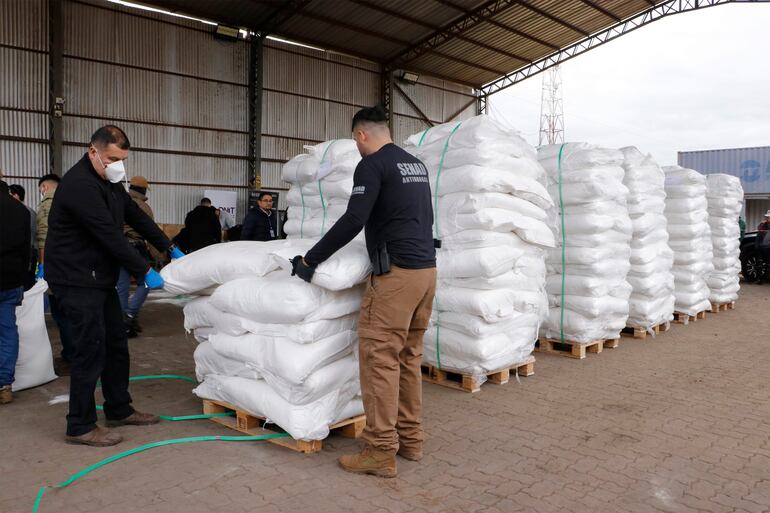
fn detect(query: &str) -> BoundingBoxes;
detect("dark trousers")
[48,293,74,362]
[762,248,770,281]
[52,285,134,436]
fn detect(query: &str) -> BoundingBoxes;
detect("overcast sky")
[487,4,770,166]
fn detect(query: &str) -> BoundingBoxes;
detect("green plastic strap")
[431,122,462,370]
[557,143,567,344]
[94,405,234,422]
[299,185,306,239]
[317,179,327,236]
[128,374,197,384]
[32,433,290,513]
[417,127,431,147]
[432,122,462,240]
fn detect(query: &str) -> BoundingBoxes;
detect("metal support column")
[248,35,263,193]
[49,0,64,176]
[381,70,393,130]
[476,91,487,115]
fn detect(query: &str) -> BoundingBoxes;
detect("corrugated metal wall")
[678,146,770,196]
[391,74,477,147]
[260,39,380,210]
[679,146,770,230]
[0,0,49,213]
[61,0,250,223]
[2,0,478,219]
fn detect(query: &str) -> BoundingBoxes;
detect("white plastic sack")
[13,280,57,391]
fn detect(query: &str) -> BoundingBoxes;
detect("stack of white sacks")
[620,147,675,330]
[164,181,371,439]
[706,173,743,304]
[537,143,633,343]
[662,165,713,316]
[405,116,555,382]
[282,140,360,239]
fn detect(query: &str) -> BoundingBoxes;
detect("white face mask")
[96,149,126,184]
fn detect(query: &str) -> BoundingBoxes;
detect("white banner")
[204,190,237,220]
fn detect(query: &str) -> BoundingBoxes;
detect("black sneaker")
[127,314,143,333]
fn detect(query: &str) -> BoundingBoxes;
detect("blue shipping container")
[678,146,770,195]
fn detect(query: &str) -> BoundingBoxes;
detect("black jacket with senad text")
[45,154,171,289]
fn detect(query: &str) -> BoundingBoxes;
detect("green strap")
[557,143,567,343]
[433,122,462,240]
[128,374,197,384]
[94,405,234,422]
[417,127,431,147]
[299,186,306,239]
[315,140,337,237]
[317,179,327,236]
[32,433,290,513]
[431,122,462,370]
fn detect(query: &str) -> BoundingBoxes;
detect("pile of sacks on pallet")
[537,143,632,343]
[404,116,554,382]
[282,140,360,239]
[163,237,370,441]
[706,174,743,304]
[663,165,714,316]
[621,147,675,330]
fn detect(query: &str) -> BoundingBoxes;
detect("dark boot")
[65,426,122,447]
[123,314,138,338]
[127,314,143,333]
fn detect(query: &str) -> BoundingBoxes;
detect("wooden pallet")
[673,310,707,325]
[621,321,671,340]
[536,338,619,359]
[710,301,736,313]
[421,356,535,393]
[202,399,365,454]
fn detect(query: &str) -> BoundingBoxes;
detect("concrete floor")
[2,284,769,513]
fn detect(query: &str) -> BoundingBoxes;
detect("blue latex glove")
[169,246,185,260]
[144,268,165,290]
[36,263,44,280]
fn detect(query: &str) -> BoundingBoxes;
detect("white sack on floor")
[13,280,57,391]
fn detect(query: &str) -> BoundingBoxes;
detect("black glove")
[290,255,316,283]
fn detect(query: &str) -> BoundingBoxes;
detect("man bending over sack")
[291,105,437,477]
[45,125,184,447]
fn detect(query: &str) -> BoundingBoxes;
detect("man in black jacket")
[46,125,177,447]
[0,178,32,404]
[241,192,277,241]
[182,198,221,252]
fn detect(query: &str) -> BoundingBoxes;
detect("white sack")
[13,280,57,391]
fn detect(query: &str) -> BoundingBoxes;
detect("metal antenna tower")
[538,66,564,146]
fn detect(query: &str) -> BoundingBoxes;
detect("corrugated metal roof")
[142,0,670,88]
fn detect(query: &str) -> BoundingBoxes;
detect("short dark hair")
[90,125,130,150]
[38,173,60,186]
[258,191,273,201]
[200,197,212,206]
[352,104,388,131]
[9,184,25,201]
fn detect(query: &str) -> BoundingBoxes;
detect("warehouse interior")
[2,1,770,512]
[5,0,764,223]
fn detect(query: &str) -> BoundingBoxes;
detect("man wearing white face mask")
[45,125,183,447]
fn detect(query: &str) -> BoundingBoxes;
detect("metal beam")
[350,0,530,65]
[577,0,622,22]
[248,36,263,192]
[381,71,393,130]
[49,0,63,176]
[291,9,509,76]
[476,93,488,115]
[434,0,560,51]
[481,0,770,97]
[392,82,435,128]
[254,0,314,37]
[385,0,521,70]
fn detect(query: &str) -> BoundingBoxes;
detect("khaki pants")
[357,265,437,455]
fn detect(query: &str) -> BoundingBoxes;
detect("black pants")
[52,285,134,436]
[762,248,770,281]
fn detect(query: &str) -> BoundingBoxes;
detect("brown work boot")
[338,445,397,478]
[397,446,423,462]
[65,426,122,447]
[106,410,160,427]
[0,385,12,404]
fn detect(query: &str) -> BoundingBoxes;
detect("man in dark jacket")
[241,192,277,241]
[46,125,179,447]
[0,178,32,404]
[182,198,221,251]
[9,184,37,290]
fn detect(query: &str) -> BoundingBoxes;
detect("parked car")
[740,231,765,282]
